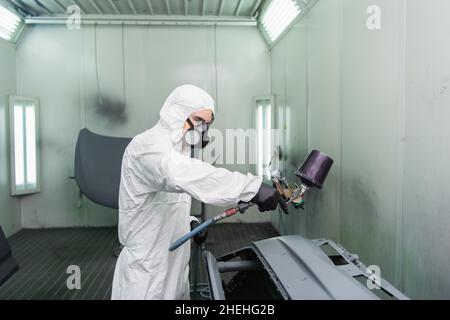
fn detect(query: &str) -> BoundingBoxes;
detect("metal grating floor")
[0,223,279,300]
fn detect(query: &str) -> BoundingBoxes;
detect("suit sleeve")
[151,149,262,207]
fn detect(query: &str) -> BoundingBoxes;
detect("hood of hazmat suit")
[111,84,262,300]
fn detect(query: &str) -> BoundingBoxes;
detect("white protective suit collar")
[158,84,215,149]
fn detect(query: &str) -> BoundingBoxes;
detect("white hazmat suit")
[111,84,262,300]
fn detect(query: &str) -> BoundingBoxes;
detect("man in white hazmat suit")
[111,84,281,300]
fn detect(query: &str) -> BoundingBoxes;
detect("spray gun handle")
[279,199,290,214]
[237,201,253,213]
[272,177,290,214]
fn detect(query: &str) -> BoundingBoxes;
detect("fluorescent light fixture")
[10,96,40,195]
[257,104,264,177]
[14,105,25,187]
[0,4,22,41]
[255,97,274,179]
[261,0,301,42]
[25,105,37,185]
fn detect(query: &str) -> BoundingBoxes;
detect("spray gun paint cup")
[295,150,334,189]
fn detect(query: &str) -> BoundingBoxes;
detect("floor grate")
[0,223,278,300]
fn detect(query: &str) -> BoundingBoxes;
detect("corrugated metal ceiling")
[6,0,263,18]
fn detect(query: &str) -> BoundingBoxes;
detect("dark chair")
[73,128,131,256]
[74,128,131,209]
[0,227,19,287]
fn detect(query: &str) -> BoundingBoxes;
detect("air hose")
[169,202,253,252]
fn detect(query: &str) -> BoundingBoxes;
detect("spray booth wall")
[271,0,450,299]
[0,41,20,237]
[14,25,271,229]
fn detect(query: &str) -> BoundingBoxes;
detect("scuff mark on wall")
[91,94,127,125]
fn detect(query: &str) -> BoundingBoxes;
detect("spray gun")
[168,149,334,252]
[273,149,335,214]
[271,174,306,212]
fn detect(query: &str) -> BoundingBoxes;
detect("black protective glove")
[190,220,208,245]
[251,183,282,212]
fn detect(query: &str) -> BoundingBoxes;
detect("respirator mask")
[183,115,214,156]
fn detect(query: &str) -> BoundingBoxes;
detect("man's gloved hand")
[190,220,208,245]
[251,183,282,212]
